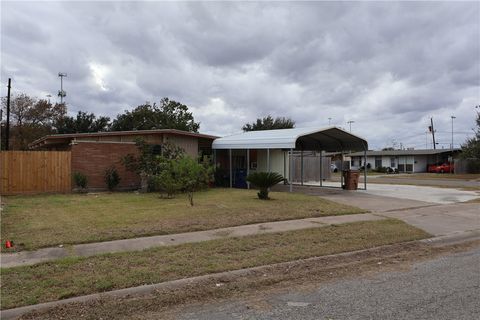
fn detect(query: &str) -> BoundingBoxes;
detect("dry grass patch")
[1,188,364,251]
[1,219,429,309]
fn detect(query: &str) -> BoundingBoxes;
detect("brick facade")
[71,142,140,190]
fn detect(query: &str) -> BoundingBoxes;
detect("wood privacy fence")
[454,158,480,174]
[0,151,71,195]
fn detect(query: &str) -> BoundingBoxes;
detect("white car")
[330,164,338,172]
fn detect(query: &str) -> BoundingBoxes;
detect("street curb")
[1,231,479,320]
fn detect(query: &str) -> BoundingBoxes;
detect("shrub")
[155,156,214,205]
[246,172,284,200]
[73,172,88,190]
[122,139,185,192]
[104,166,121,191]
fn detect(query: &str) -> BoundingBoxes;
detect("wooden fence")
[454,158,480,174]
[0,151,71,195]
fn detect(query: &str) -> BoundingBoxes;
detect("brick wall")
[71,142,140,191]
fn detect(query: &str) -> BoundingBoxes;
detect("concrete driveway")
[358,183,479,204]
[300,181,479,205]
[379,203,480,236]
[273,184,480,237]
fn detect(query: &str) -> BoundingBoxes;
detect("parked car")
[386,167,399,174]
[330,164,338,172]
[428,163,454,173]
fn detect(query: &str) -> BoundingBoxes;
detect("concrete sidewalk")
[1,213,383,268]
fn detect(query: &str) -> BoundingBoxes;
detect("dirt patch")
[19,240,479,320]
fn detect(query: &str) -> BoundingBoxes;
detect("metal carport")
[212,127,369,191]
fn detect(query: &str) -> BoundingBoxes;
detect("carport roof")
[212,127,368,152]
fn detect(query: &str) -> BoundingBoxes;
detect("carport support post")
[300,149,304,186]
[229,149,232,188]
[319,150,323,187]
[364,149,367,190]
[246,149,250,189]
[289,148,293,192]
[267,148,270,172]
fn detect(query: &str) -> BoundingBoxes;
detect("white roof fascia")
[212,127,367,150]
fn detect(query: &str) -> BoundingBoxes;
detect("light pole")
[46,94,52,104]
[58,72,67,104]
[450,115,456,150]
[450,115,456,174]
[328,117,332,125]
[347,120,355,132]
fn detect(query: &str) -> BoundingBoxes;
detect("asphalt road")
[176,247,480,320]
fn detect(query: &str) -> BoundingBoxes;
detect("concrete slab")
[379,203,480,236]
[273,185,436,212]
[358,183,479,204]
[299,181,479,204]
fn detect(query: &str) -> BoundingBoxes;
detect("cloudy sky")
[1,1,479,149]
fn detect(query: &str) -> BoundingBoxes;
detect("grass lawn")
[1,188,365,251]
[0,219,429,309]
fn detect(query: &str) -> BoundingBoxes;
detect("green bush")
[104,166,121,191]
[73,172,88,190]
[155,156,214,205]
[246,172,284,200]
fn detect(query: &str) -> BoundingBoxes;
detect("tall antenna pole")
[5,78,11,150]
[430,117,436,150]
[450,115,456,150]
[58,72,67,104]
[347,120,355,132]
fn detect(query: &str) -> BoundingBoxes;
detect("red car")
[428,163,454,173]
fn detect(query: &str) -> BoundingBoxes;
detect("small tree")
[246,172,284,200]
[156,156,213,205]
[104,166,121,191]
[461,111,480,159]
[122,139,184,191]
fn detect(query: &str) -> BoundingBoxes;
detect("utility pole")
[429,117,436,150]
[5,78,11,150]
[58,72,67,104]
[347,120,355,132]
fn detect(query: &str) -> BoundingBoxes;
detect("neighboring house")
[347,149,461,173]
[29,129,217,190]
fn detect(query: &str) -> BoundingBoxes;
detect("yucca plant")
[246,172,284,200]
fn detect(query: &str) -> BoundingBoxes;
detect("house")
[347,149,461,173]
[29,129,217,190]
[212,127,368,190]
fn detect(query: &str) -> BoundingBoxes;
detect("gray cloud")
[1,1,478,149]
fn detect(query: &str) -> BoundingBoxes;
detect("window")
[390,157,396,167]
[150,144,162,155]
[375,156,382,168]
